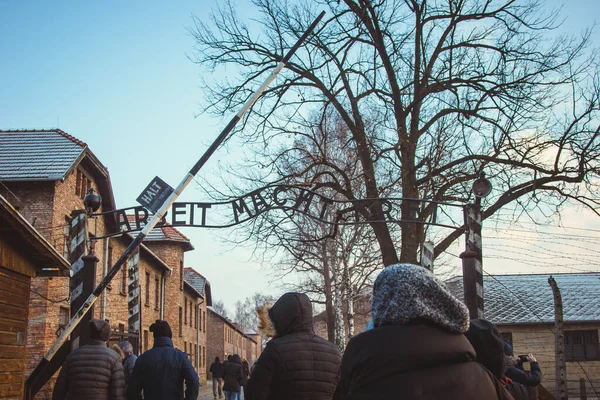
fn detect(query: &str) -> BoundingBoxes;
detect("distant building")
[206,308,258,379]
[446,273,600,398]
[0,194,70,399]
[183,268,212,385]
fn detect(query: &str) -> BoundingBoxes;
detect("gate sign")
[421,241,435,272]
[136,176,174,213]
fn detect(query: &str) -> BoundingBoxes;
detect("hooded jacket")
[246,292,341,400]
[126,336,199,400]
[223,354,244,392]
[333,264,514,400]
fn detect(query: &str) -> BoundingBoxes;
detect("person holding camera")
[504,344,542,386]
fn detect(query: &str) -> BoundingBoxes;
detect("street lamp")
[471,172,492,200]
[83,188,102,215]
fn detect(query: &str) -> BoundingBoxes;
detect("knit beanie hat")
[371,263,470,333]
[118,341,134,356]
[89,319,111,341]
[149,320,172,338]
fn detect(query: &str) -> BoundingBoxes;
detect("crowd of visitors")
[51,263,543,400]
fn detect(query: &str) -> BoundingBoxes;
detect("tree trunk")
[343,261,354,340]
[333,263,345,350]
[322,251,336,343]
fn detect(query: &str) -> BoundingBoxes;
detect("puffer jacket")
[126,336,199,400]
[122,354,137,385]
[223,354,243,393]
[52,340,126,400]
[333,322,513,400]
[246,292,341,400]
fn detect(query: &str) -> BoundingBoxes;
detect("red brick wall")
[206,311,225,380]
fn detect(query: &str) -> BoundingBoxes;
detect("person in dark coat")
[52,319,126,400]
[246,292,341,400]
[333,264,514,400]
[210,356,225,399]
[504,344,542,386]
[222,354,243,400]
[503,343,541,400]
[127,320,199,400]
[118,341,137,386]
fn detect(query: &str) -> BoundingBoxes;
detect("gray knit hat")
[371,263,469,333]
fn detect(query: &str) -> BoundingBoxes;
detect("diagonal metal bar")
[27,9,325,384]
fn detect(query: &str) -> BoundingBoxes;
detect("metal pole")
[30,9,325,372]
[461,200,484,319]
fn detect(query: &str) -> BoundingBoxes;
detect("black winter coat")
[333,323,514,400]
[223,354,244,393]
[506,361,542,386]
[210,360,224,379]
[52,340,126,400]
[126,337,199,400]
[246,293,341,400]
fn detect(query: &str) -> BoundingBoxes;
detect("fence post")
[548,276,568,400]
[580,378,587,400]
[461,202,484,319]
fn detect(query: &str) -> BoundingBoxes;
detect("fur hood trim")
[257,302,276,338]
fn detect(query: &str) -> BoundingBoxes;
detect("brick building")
[0,194,70,399]
[0,130,215,394]
[447,273,600,399]
[206,308,258,379]
[182,268,213,385]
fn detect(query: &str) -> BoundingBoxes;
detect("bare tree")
[211,299,229,318]
[190,0,600,268]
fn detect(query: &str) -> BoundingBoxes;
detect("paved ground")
[199,381,246,400]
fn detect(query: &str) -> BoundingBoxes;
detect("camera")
[518,355,529,362]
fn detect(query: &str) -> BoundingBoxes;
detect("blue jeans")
[225,392,238,400]
[237,390,241,400]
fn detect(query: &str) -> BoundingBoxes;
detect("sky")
[1,0,599,313]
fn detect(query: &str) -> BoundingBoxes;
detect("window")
[144,330,149,352]
[203,345,206,367]
[190,302,193,327]
[203,311,206,332]
[565,330,600,361]
[184,299,188,325]
[118,323,125,333]
[145,272,150,306]
[57,306,70,336]
[179,307,183,337]
[154,276,160,311]
[184,341,187,355]
[195,307,199,329]
[501,332,513,348]
[180,260,184,291]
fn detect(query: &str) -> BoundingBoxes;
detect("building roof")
[126,215,194,251]
[0,193,70,276]
[0,129,85,181]
[0,129,117,217]
[446,273,600,325]
[184,268,212,306]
